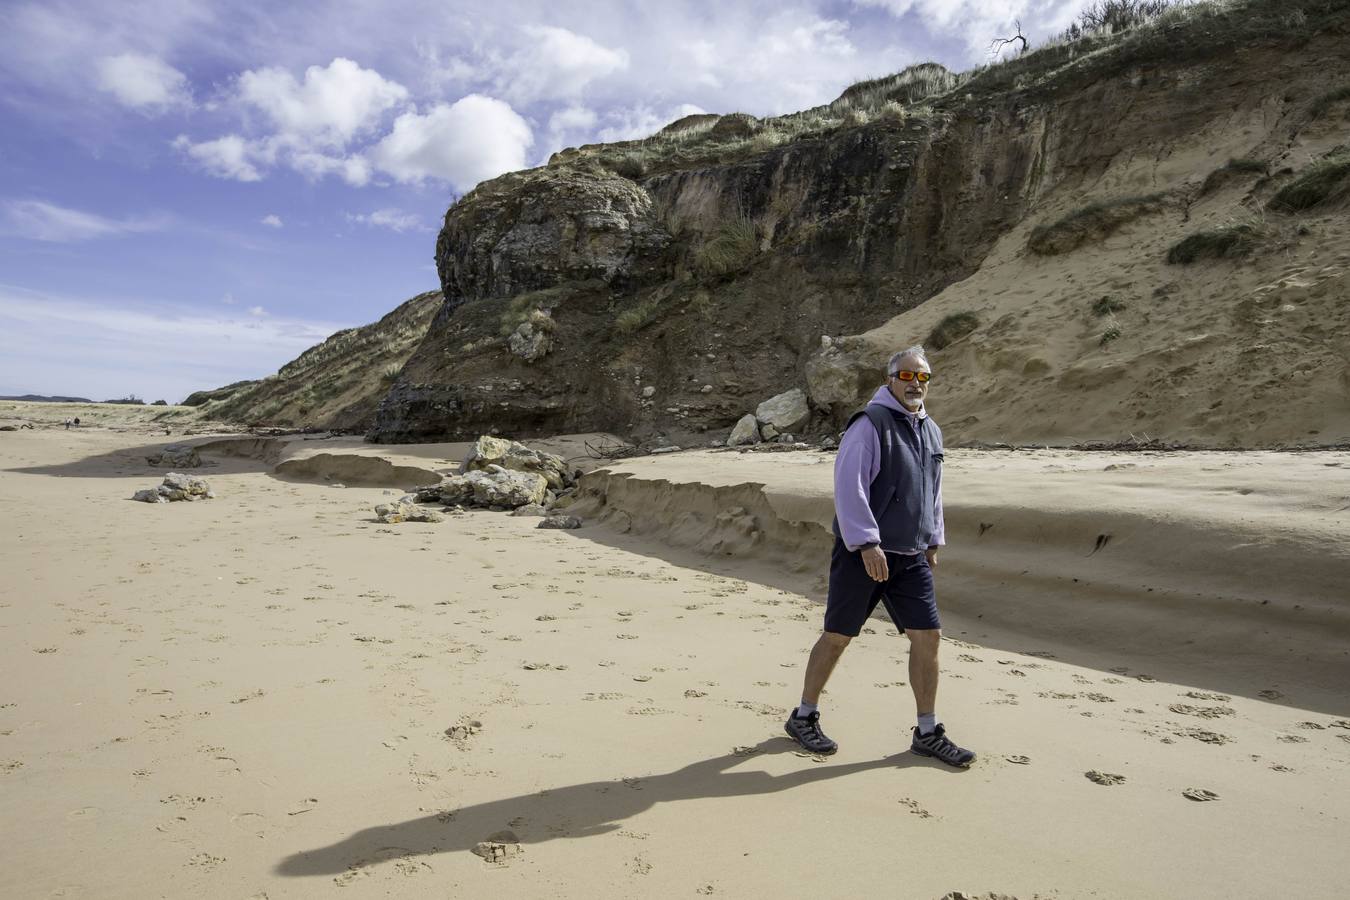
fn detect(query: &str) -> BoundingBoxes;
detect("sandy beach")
[2,414,1349,899]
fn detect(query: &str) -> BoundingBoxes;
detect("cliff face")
[199,291,441,430]
[363,0,1350,447]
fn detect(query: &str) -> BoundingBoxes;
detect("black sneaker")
[784,710,838,755]
[910,724,975,767]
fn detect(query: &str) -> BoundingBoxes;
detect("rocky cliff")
[209,0,1348,448]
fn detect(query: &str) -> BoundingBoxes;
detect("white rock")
[641,385,656,398]
[726,414,762,447]
[755,388,810,432]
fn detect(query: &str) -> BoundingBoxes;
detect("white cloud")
[369,94,532,191]
[260,214,283,228]
[853,0,1086,57]
[247,305,266,316]
[597,103,708,143]
[345,208,425,232]
[172,134,267,182]
[96,52,192,113]
[501,26,629,104]
[237,57,410,148]
[0,199,165,242]
[0,287,347,405]
[290,151,372,186]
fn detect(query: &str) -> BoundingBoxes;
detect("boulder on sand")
[726,414,762,447]
[374,500,445,524]
[132,472,213,503]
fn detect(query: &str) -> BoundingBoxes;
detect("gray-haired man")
[785,346,975,766]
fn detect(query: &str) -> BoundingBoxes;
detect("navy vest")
[832,403,944,552]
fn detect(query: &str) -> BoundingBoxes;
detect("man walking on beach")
[785,346,975,767]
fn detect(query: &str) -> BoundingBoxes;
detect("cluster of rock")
[376,436,583,528]
[145,444,215,468]
[472,829,523,864]
[133,473,214,503]
[726,388,811,447]
[374,500,445,524]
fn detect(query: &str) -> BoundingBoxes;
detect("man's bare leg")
[800,631,852,706]
[905,628,941,715]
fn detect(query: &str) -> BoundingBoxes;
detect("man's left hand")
[925,548,938,569]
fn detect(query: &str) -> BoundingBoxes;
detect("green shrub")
[1269,154,1350,211]
[383,364,402,382]
[693,215,759,277]
[1310,85,1350,119]
[614,296,663,334]
[497,283,580,335]
[1100,323,1122,346]
[927,312,980,350]
[1166,223,1261,263]
[1027,194,1165,255]
[1199,158,1269,195]
[1091,296,1126,316]
[606,153,647,180]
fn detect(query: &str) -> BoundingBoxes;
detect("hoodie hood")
[869,384,925,419]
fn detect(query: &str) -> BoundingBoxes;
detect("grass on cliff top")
[958,0,1342,103]
[1028,193,1166,255]
[927,312,980,350]
[1269,153,1350,212]
[1166,222,1262,263]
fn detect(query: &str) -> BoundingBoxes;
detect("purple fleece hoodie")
[833,384,945,553]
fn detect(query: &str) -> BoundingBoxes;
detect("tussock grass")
[1027,193,1165,255]
[1310,85,1350,119]
[615,296,663,334]
[1269,153,1350,212]
[927,312,980,350]
[1091,296,1127,316]
[1166,223,1261,263]
[693,215,759,277]
[1199,158,1269,196]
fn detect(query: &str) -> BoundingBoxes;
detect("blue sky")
[0,0,1091,403]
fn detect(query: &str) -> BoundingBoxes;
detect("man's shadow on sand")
[276,737,961,876]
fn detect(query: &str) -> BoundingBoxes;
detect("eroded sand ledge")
[570,448,1350,706]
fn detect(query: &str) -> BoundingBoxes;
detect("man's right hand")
[861,545,889,582]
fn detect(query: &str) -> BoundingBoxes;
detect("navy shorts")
[823,537,941,636]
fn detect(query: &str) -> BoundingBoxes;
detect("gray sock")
[796,701,818,718]
[917,712,938,735]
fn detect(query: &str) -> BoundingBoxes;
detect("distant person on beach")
[73,417,80,426]
[63,419,71,429]
[784,345,975,767]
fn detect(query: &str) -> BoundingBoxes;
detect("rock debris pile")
[132,472,214,503]
[376,436,585,528]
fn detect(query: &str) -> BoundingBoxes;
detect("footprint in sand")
[898,798,934,818]
[1175,728,1232,745]
[1169,703,1235,719]
[1085,770,1126,786]
[1182,788,1220,802]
